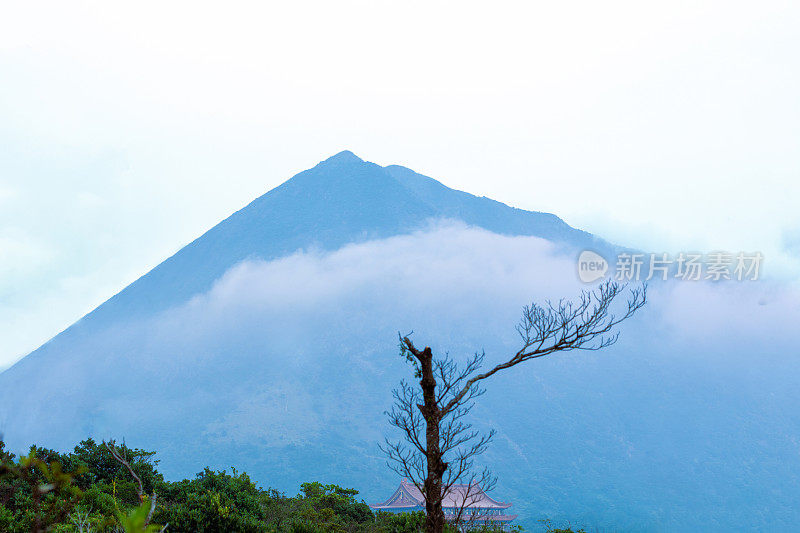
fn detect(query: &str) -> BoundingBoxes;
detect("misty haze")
[2,4,799,533]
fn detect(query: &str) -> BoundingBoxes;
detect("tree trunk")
[419,347,447,533]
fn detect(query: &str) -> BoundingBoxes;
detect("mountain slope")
[2,152,797,531]
[386,164,591,245]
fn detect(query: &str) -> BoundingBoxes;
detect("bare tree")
[104,440,159,529]
[381,279,646,533]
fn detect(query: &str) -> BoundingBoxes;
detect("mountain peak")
[320,150,363,165]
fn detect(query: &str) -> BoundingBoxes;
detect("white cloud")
[178,222,577,337]
[159,223,800,371]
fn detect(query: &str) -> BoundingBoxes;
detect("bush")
[2,437,529,532]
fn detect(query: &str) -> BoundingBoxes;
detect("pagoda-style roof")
[371,479,513,511]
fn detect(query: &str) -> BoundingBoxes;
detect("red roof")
[371,479,513,511]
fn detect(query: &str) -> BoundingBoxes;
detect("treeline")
[0,438,529,532]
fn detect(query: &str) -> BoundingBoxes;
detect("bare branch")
[443,280,646,415]
[104,439,159,527]
[104,440,144,503]
[146,493,157,526]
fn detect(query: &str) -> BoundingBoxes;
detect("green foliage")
[1,437,532,532]
[61,438,163,496]
[0,444,83,532]
[155,473,377,532]
[374,510,427,532]
[117,500,165,532]
[154,467,270,532]
[297,481,373,525]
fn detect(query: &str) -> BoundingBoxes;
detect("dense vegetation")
[0,438,555,532]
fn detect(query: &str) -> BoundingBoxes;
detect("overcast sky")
[1,1,799,368]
